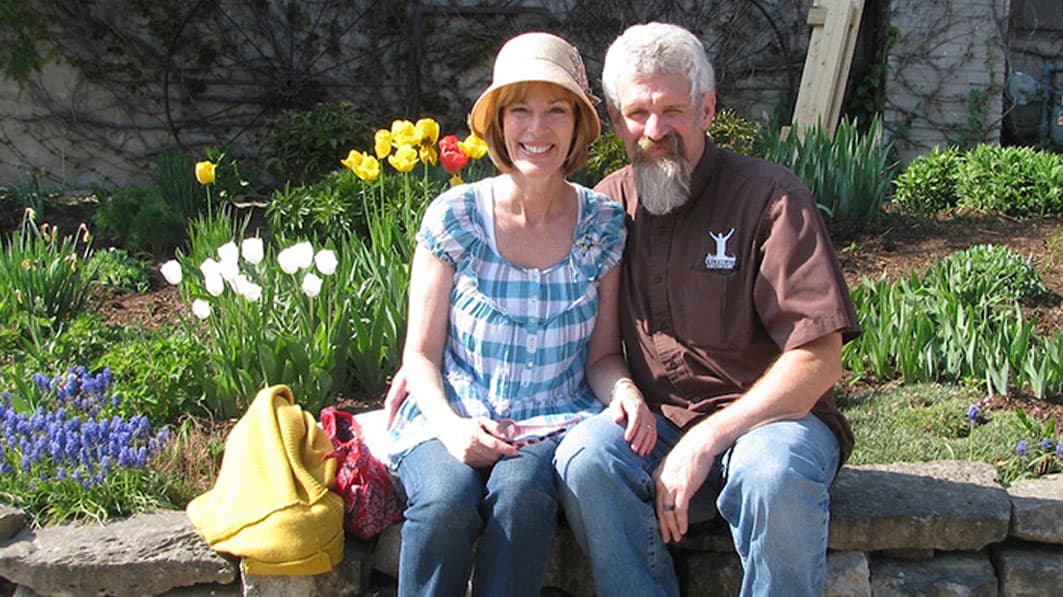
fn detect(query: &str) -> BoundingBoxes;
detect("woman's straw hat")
[468,32,601,140]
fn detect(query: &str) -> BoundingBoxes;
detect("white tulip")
[241,237,264,265]
[277,243,311,274]
[217,258,240,283]
[217,241,239,265]
[301,272,323,298]
[204,271,225,296]
[160,260,182,285]
[314,249,338,276]
[200,258,220,278]
[235,276,262,302]
[191,299,212,319]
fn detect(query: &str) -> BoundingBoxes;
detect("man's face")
[610,72,715,215]
[609,72,716,168]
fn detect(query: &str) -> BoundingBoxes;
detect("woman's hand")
[609,380,657,456]
[384,368,409,429]
[437,417,520,467]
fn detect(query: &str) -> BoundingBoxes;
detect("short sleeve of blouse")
[577,188,627,279]
[415,184,483,267]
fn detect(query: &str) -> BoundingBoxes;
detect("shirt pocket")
[675,264,741,351]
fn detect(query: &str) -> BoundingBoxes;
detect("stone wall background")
[0,0,1058,191]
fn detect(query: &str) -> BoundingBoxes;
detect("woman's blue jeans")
[554,411,840,597]
[396,437,560,597]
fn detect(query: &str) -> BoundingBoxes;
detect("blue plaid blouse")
[386,178,626,467]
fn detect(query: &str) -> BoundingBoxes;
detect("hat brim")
[468,65,601,141]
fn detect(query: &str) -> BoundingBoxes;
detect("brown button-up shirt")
[595,142,859,463]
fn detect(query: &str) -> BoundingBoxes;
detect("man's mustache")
[636,134,683,158]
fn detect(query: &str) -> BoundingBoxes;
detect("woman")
[387,32,655,596]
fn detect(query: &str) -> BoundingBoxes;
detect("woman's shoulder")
[425,179,489,225]
[573,182,625,224]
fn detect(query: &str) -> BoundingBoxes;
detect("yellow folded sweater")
[186,385,344,575]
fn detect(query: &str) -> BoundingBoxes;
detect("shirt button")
[526,361,534,369]
[528,336,538,350]
[654,275,663,284]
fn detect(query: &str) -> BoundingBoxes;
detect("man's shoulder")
[593,164,635,195]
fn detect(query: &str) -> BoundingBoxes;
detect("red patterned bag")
[320,407,404,540]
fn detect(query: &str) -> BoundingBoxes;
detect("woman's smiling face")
[500,81,577,179]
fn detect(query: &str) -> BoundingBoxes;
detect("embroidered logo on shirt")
[704,228,737,271]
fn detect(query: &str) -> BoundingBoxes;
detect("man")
[552,22,860,597]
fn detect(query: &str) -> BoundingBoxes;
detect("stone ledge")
[0,464,1059,596]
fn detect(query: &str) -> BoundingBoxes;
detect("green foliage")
[0,1,55,80]
[954,145,1063,218]
[922,244,1049,307]
[88,248,152,293]
[843,245,1062,400]
[267,169,367,243]
[708,108,763,156]
[996,412,1061,483]
[0,211,97,345]
[96,327,209,424]
[892,146,963,216]
[762,116,895,223]
[93,188,185,257]
[154,148,204,218]
[262,101,376,186]
[582,131,629,183]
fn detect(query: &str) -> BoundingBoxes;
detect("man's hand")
[438,417,519,467]
[608,382,657,456]
[652,427,715,543]
[384,368,409,429]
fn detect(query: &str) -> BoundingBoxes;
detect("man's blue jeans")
[554,411,840,597]
[396,437,560,597]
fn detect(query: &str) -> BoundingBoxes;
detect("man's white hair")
[601,22,715,111]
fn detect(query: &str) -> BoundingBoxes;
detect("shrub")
[95,327,208,424]
[582,131,628,183]
[709,108,763,156]
[88,248,152,293]
[94,188,185,257]
[892,146,963,216]
[922,244,1049,307]
[266,169,367,243]
[762,116,895,224]
[262,101,376,186]
[955,145,1063,218]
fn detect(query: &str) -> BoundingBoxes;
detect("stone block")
[992,544,1063,597]
[826,550,870,597]
[678,550,743,596]
[242,539,372,597]
[1007,474,1063,544]
[0,506,26,541]
[829,461,1010,552]
[870,552,998,596]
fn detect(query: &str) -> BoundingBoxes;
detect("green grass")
[841,382,1028,472]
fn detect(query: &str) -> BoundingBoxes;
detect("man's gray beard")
[632,137,692,216]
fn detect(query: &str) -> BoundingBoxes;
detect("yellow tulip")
[448,174,464,187]
[355,155,381,181]
[414,118,440,145]
[419,144,438,166]
[390,120,418,147]
[374,129,392,159]
[195,161,216,185]
[459,133,489,160]
[388,145,418,173]
[340,149,365,172]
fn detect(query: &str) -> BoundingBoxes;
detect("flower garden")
[1,109,1062,528]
